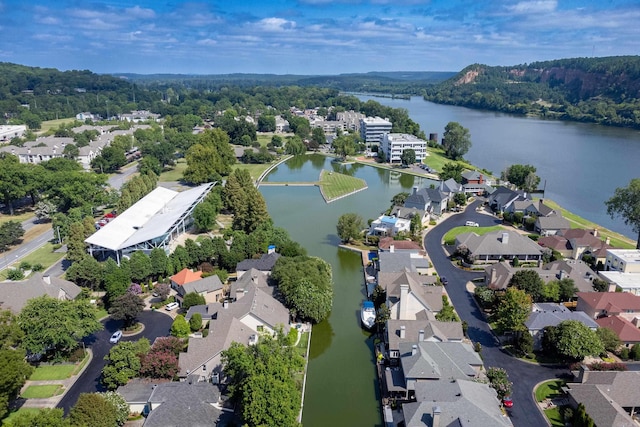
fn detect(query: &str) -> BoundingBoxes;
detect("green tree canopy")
[0,221,25,252]
[2,408,69,427]
[102,339,150,390]
[69,393,119,427]
[442,122,471,160]
[596,327,622,353]
[400,148,416,166]
[606,178,640,248]
[0,348,34,419]
[509,269,545,302]
[336,212,364,243]
[501,164,541,192]
[108,292,144,328]
[438,162,464,182]
[495,287,532,333]
[551,320,605,360]
[181,292,206,310]
[19,296,102,355]
[170,315,191,338]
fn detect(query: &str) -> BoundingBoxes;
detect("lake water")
[357,95,640,240]
[261,155,438,427]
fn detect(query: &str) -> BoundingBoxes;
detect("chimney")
[43,275,51,285]
[593,228,599,237]
[390,244,395,253]
[501,232,509,244]
[418,329,424,342]
[411,344,418,356]
[605,237,610,245]
[432,406,442,427]
[558,270,566,280]
[236,290,244,301]
[400,284,409,320]
[223,300,228,309]
[577,365,590,383]
[400,325,406,339]
[412,186,418,195]
[490,268,497,285]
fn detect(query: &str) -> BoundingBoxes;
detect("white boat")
[361,301,376,329]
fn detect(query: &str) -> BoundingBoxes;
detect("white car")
[165,302,179,311]
[465,221,479,227]
[109,330,123,344]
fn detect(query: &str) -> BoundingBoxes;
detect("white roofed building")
[360,116,392,145]
[85,183,214,263]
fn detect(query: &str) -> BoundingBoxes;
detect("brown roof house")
[539,228,613,261]
[0,273,82,313]
[576,292,640,321]
[456,230,543,264]
[596,315,640,348]
[385,319,464,362]
[534,213,571,237]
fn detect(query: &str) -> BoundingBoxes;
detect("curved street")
[424,199,568,427]
[56,310,174,414]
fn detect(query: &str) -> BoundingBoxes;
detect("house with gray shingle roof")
[525,303,598,350]
[379,270,442,320]
[404,187,432,212]
[176,274,224,305]
[535,213,571,236]
[399,341,483,400]
[488,186,529,213]
[567,369,640,427]
[235,251,281,278]
[385,319,464,361]
[506,199,555,217]
[377,252,430,274]
[0,273,82,313]
[144,381,232,427]
[403,379,511,427]
[456,230,543,263]
[116,378,171,415]
[229,268,271,299]
[178,281,290,380]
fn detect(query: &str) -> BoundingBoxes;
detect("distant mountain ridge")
[425,56,640,128]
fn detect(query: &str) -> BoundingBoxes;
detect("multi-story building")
[605,249,640,273]
[337,111,365,131]
[359,116,392,145]
[380,133,427,164]
[0,125,26,142]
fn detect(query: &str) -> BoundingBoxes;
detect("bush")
[6,269,25,280]
[631,343,640,361]
[31,263,44,272]
[619,347,630,360]
[18,261,31,270]
[587,362,627,371]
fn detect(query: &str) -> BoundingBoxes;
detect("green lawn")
[442,225,504,245]
[318,169,367,201]
[38,118,76,134]
[535,379,566,402]
[0,210,35,226]
[542,199,635,248]
[232,162,274,181]
[20,385,64,399]
[0,243,66,280]
[544,407,564,427]
[158,158,187,182]
[423,147,493,176]
[29,362,79,381]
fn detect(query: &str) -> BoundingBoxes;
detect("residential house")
[379,270,442,320]
[178,281,290,379]
[170,268,203,291]
[274,116,290,133]
[389,206,429,226]
[75,112,95,121]
[525,303,598,350]
[0,125,26,142]
[116,378,170,415]
[596,315,640,348]
[176,275,224,305]
[460,170,493,195]
[534,213,571,236]
[576,292,640,321]
[229,268,271,300]
[505,199,555,217]
[539,228,613,261]
[377,252,431,274]
[385,319,464,362]
[404,187,431,212]
[455,230,543,263]
[368,215,411,237]
[403,380,511,427]
[425,187,448,215]
[0,273,81,313]
[485,260,603,293]
[143,381,229,427]
[398,341,483,400]
[566,368,640,427]
[378,237,423,254]
[441,178,462,196]
[235,249,281,279]
[487,186,529,213]
[120,110,160,123]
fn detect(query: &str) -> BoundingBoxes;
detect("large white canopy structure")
[86,183,214,263]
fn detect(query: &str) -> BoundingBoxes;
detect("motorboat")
[361,301,376,329]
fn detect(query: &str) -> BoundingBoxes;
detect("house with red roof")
[576,292,640,322]
[170,268,203,290]
[596,315,640,348]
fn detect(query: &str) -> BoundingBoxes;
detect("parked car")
[502,396,514,408]
[165,302,179,311]
[440,276,448,286]
[465,221,479,227]
[109,330,123,344]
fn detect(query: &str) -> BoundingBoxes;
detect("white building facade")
[360,116,392,144]
[380,133,428,164]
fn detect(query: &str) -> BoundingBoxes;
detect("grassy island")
[318,169,368,202]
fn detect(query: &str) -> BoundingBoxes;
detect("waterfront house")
[377,251,431,274]
[404,187,432,212]
[175,274,224,305]
[378,270,441,320]
[487,186,529,213]
[368,215,411,237]
[389,206,429,226]
[385,319,464,362]
[235,247,280,279]
[534,213,571,236]
[456,230,543,263]
[378,237,423,254]
[525,303,598,351]
[538,228,613,262]
[505,199,555,217]
[403,379,511,427]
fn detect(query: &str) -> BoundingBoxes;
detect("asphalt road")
[57,310,174,414]
[424,199,568,427]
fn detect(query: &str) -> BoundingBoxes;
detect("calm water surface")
[357,95,640,239]
[261,154,437,427]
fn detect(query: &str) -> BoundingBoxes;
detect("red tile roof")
[596,316,640,343]
[577,292,640,312]
[379,237,422,251]
[170,268,203,286]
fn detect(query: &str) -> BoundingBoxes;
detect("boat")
[361,301,376,329]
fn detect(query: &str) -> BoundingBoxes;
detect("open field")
[318,169,367,202]
[423,147,492,176]
[442,225,504,245]
[158,158,187,182]
[21,385,64,399]
[542,199,635,248]
[0,210,35,226]
[38,118,76,134]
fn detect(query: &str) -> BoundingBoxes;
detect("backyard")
[535,379,568,427]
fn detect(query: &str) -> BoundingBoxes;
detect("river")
[261,155,437,426]
[356,95,640,240]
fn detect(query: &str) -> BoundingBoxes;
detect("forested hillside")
[424,56,640,128]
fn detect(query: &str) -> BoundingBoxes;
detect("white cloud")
[507,0,557,14]
[125,6,156,19]
[197,38,218,46]
[256,17,296,32]
[32,33,72,42]
[38,16,61,25]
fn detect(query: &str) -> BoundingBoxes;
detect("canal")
[261,154,437,426]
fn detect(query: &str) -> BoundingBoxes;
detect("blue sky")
[1,0,639,75]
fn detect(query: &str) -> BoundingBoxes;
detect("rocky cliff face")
[534,67,640,100]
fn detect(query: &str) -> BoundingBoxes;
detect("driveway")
[424,200,568,427]
[56,310,174,414]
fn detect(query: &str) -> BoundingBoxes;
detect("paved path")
[424,200,568,427]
